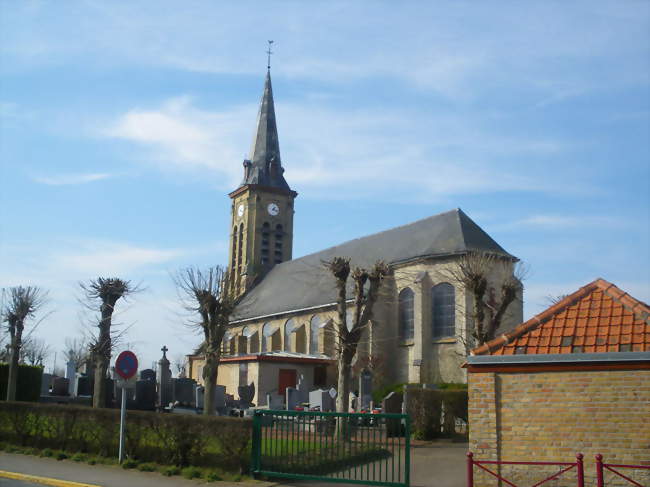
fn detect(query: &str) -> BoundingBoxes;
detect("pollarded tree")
[80,278,138,408]
[446,251,525,348]
[2,286,48,400]
[325,258,389,413]
[174,266,235,415]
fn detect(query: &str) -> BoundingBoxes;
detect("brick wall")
[468,368,650,487]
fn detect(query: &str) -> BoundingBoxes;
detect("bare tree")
[20,336,51,366]
[80,278,137,408]
[2,286,48,400]
[63,337,90,372]
[325,258,389,413]
[174,266,235,415]
[445,252,525,348]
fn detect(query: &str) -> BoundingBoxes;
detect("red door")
[278,369,297,395]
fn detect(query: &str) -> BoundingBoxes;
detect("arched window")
[261,323,273,352]
[398,288,414,340]
[274,224,283,264]
[231,226,237,271]
[284,318,296,351]
[309,315,320,354]
[261,222,270,266]
[432,283,455,338]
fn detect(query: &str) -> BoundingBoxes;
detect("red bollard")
[596,454,604,487]
[467,452,474,487]
[576,453,584,487]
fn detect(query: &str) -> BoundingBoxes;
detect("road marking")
[0,470,101,487]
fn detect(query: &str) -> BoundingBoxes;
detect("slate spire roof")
[232,208,513,321]
[238,70,292,192]
[471,278,650,356]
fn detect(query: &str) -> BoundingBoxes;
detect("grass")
[121,458,139,469]
[137,462,157,472]
[162,465,181,477]
[181,466,203,479]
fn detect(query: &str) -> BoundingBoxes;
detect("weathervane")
[266,40,274,70]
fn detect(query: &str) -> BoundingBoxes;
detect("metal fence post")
[404,413,411,487]
[467,452,474,487]
[251,410,261,476]
[576,453,584,487]
[595,454,604,487]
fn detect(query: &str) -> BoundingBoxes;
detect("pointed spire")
[239,68,291,192]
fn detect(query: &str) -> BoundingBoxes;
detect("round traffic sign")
[115,351,138,380]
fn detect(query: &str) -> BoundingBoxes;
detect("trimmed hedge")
[405,389,468,440]
[0,363,43,402]
[0,401,251,471]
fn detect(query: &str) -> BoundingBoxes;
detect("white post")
[118,387,127,463]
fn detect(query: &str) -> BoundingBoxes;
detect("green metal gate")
[251,410,410,487]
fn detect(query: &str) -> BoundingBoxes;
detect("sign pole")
[118,388,127,463]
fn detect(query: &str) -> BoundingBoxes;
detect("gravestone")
[359,369,373,410]
[266,393,284,409]
[157,346,172,408]
[238,382,255,408]
[172,378,196,406]
[286,387,301,410]
[195,385,226,411]
[309,388,334,412]
[75,376,92,396]
[349,391,358,412]
[296,374,309,402]
[140,369,156,382]
[52,377,69,396]
[382,391,404,437]
[135,379,156,410]
[66,360,77,396]
[40,373,53,395]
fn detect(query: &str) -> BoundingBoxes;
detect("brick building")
[466,278,650,486]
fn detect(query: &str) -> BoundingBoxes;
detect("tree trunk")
[92,305,113,408]
[202,348,221,415]
[336,349,354,413]
[6,342,20,401]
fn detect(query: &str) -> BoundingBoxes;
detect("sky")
[1,1,648,372]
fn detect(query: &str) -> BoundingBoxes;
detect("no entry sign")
[115,351,138,380]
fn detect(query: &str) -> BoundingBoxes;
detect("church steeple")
[227,58,297,296]
[239,70,291,192]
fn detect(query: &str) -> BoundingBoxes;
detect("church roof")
[232,208,513,322]
[471,278,650,356]
[236,70,292,192]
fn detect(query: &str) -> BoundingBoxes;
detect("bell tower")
[227,65,297,295]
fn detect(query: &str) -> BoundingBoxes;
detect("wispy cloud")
[511,215,628,229]
[32,172,112,186]
[103,96,578,200]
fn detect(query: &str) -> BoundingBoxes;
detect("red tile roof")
[472,278,650,356]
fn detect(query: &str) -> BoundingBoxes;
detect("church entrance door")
[278,368,296,395]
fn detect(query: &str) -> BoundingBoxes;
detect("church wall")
[257,362,318,407]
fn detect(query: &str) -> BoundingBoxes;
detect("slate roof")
[237,70,292,192]
[471,278,650,356]
[232,208,513,321]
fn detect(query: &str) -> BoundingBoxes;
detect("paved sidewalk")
[0,443,467,487]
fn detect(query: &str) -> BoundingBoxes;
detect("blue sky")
[1,1,648,371]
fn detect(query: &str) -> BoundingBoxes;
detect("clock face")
[267,202,280,216]
[237,204,245,218]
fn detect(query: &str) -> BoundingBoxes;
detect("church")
[186,68,523,407]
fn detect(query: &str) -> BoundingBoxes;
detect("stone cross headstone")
[157,345,172,408]
[286,387,301,410]
[359,369,373,411]
[382,391,404,437]
[40,373,53,395]
[52,377,69,396]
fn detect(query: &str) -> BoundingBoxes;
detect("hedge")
[0,363,43,402]
[405,389,468,440]
[0,401,251,472]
